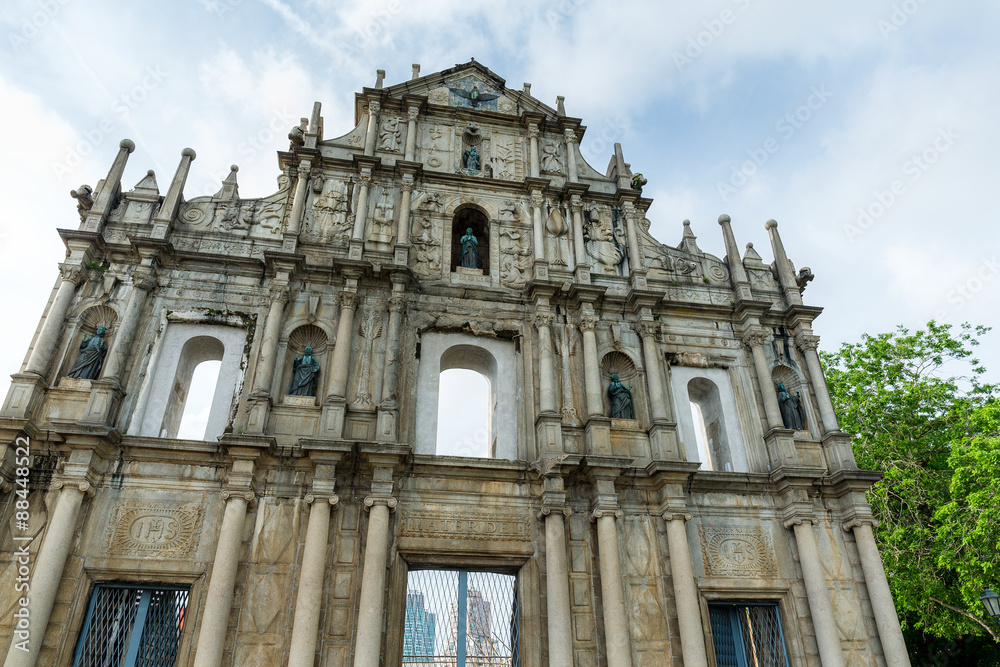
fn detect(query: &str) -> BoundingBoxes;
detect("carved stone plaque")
[106,502,204,558]
[398,511,529,542]
[700,527,777,578]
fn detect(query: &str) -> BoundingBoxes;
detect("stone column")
[789,518,845,667]
[192,489,253,667]
[636,320,667,421]
[404,106,419,161]
[742,328,784,430]
[352,496,397,667]
[593,508,633,667]
[101,270,155,380]
[396,180,413,246]
[542,506,574,667]
[250,285,290,396]
[286,159,312,239]
[24,264,84,377]
[328,290,359,400]
[847,520,910,666]
[535,312,558,414]
[528,123,540,178]
[718,214,753,301]
[363,101,380,156]
[4,481,90,667]
[531,190,545,262]
[579,315,603,418]
[564,129,579,183]
[559,323,578,422]
[570,195,586,269]
[377,290,406,440]
[151,148,196,239]
[622,202,643,272]
[663,513,708,667]
[796,334,840,433]
[287,493,340,667]
[351,173,373,241]
[765,219,803,306]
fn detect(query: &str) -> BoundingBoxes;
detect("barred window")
[73,584,190,667]
[403,569,520,666]
[708,602,790,667]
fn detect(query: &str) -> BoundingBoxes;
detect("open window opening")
[403,569,520,666]
[159,336,224,440]
[436,368,492,458]
[688,377,733,472]
[175,360,222,440]
[451,205,490,275]
[708,602,790,667]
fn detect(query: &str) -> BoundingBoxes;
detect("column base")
[764,427,799,468]
[376,401,397,442]
[629,269,648,290]
[533,259,550,281]
[320,397,348,438]
[648,420,681,460]
[1,373,48,420]
[79,378,125,426]
[393,244,409,266]
[348,239,364,260]
[574,264,591,284]
[584,416,612,456]
[822,430,857,472]
[281,233,298,253]
[244,394,273,434]
[535,412,564,455]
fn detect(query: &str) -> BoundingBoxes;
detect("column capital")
[364,495,398,511]
[400,179,415,192]
[662,511,693,523]
[269,284,291,303]
[368,100,381,115]
[527,123,540,138]
[530,190,544,208]
[578,314,598,332]
[740,326,770,348]
[388,293,407,313]
[338,290,360,311]
[221,489,256,503]
[635,319,659,340]
[538,505,573,519]
[590,508,624,522]
[407,106,420,122]
[782,513,818,529]
[563,128,578,144]
[52,479,95,497]
[796,333,821,352]
[305,493,340,508]
[534,311,555,329]
[131,269,157,293]
[58,262,85,285]
[842,514,879,531]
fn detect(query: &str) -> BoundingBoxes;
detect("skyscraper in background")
[404,591,437,662]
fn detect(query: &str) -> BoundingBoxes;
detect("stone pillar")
[718,214,753,301]
[396,180,413,246]
[663,513,708,667]
[789,518,845,667]
[101,270,155,380]
[377,290,406,440]
[564,129,579,183]
[593,508,633,667]
[570,195,586,270]
[579,315,603,418]
[363,101,380,156]
[796,333,840,433]
[531,190,545,262]
[404,106,419,161]
[24,263,84,377]
[328,290,359,400]
[742,328,783,430]
[351,173,373,241]
[286,160,312,239]
[559,323,578,422]
[535,312,558,414]
[250,285,290,396]
[287,493,340,667]
[528,123,540,178]
[352,496,397,667]
[765,219,803,306]
[622,202,643,272]
[4,481,90,667]
[192,489,253,667]
[542,506,574,667]
[151,148,196,239]
[847,520,910,666]
[81,139,136,233]
[636,320,667,421]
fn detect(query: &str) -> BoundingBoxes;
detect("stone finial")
[718,213,731,225]
[411,64,421,80]
[522,82,532,95]
[677,219,702,255]
[120,138,136,153]
[765,218,778,230]
[375,69,385,88]
[213,165,239,200]
[556,96,566,116]
[131,169,160,198]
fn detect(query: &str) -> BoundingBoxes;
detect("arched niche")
[57,304,119,381]
[132,322,247,441]
[601,350,644,423]
[415,332,517,460]
[278,324,331,400]
[771,364,811,432]
[670,366,748,472]
[450,204,490,275]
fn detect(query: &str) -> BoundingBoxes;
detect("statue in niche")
[608,373,635,420]
[463,145,481,171]
[67,327,107,380]
[776,383,806,430]
[289,346,320,396]
[459,227,482,269]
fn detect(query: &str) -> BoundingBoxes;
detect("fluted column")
[742,328,783,430]
[636,320,667,421]
[542,505,574,667]
[535,312,557,414]
[528,122,540,178]
[24,263,84,377]
[250,285,290,396]
[564,129,579,183]
[193,489,253,667]
[288,493,340,667]
[579,315,603,418]
[663,512,708,667]
[847,519,910,666]
[593,508,632,667]
[363,101,380,156]
[396,180,413,246]
[790,518,845,667]
[328,291,359,400]
[351,173,373,241]
[4,481,90,667]
[531,190,545,261]
[286,159,313,238]
[353,495,397,667]
[570,195,586,268]
[559,323,578,421]
[379,291,406,412]
[796,333,840,433]
[101,270,155,380]
[622,202,643,272]
[404,106,418,161]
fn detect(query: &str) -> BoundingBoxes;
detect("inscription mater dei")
[399,511,530,542]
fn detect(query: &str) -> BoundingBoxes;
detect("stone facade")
[0,61,909,666]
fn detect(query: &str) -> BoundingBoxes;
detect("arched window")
[160,336,224,439]
[451,205,490,275]
[175,360,222,439]
[670,366,749,472]
[435,368,491,457]
[688,377,732,471]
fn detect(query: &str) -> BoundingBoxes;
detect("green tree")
[821,321,1000,661]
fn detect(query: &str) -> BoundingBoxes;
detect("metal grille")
[708,603,790,667]
[73,584,189,667]
[403,569,520,666]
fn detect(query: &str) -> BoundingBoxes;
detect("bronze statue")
[66,327,107,380]
[776,383,806,430]
[608,373,635,419]
[463,145,480,171]
[289,346,320,396]
[459,227,482,269]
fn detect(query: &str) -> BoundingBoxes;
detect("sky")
[1,0,998,438]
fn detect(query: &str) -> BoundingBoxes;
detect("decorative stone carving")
[410,216,442,279]
[700,526,778,577]
[424,125,451,170]
[106,502,204,558]
[398,510,530,542]
[353,305,383,407]
[66,327,107,379]
[70,184,94,221]
[540,139,564,174]
[499,227,531,289]
[583,203,625,273]
[378,116,402,152]
[493,136,516,180]
[367,190,395,244]
[305,180,351,245]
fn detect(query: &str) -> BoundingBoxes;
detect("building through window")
[73,584,190,667]
[708,602,790,667]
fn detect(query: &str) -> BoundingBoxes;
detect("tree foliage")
[821,321,1000,659]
